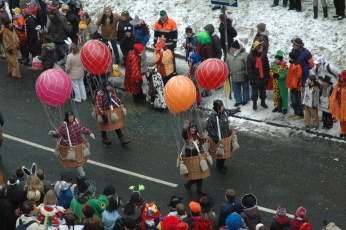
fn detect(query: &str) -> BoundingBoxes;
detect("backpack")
[192,216,212,230]
[58,185,73,208]
[16,219,36,230]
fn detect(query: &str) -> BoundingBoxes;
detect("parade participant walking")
[49,111,95,177]
[95,81,130,145]
[206,100,240,174]
[329,70,346,139]
[182,120,207,196]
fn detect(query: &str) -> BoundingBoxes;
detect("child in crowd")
[302,74,320,131]
[182,27,197,61]
[319,76,334,129]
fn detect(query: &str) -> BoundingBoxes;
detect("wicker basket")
[181,152,211,180]
[208,135,233,159]
[58,141,88,168]
[97,107,125,131]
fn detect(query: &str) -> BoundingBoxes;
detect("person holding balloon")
[95,80,130,145]
[206,100,239,174]
[49,111,95,177]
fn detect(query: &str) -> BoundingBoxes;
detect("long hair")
[100,11,113,25]
[43,190,58,205]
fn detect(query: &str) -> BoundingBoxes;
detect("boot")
[323,7,328,18]
[261,101,268,108]
[272,107,278,112]
[313,6,318,19]
[253,101,257,110]
[120,136,130,145]
[184,183,193,196]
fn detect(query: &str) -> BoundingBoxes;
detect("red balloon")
[81,40,112,75]
[196,58,229,90]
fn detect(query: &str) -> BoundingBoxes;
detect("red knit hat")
[176,222,189,230]
[160,216,180,229]
[295,207,306,218]
[133,43,145,54]
[337,70,346,80]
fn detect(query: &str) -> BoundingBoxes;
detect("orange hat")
[189,201,201,213]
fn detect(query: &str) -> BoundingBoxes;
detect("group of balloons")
[35,40,111,106]
[163,58,229,114]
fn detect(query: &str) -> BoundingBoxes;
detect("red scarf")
[274,215,289,225]
[255,57,264,78]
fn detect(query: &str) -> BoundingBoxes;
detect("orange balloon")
[163,75,197,114]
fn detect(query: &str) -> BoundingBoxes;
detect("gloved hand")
[48,130,56,135]
[101,114,108,123]
[213,138,219,144]
[89,133,95,139]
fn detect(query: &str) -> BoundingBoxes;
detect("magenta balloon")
[35,69,73,106]
[80,40,112,75]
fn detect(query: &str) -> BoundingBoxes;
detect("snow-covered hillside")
[82,0,346,69]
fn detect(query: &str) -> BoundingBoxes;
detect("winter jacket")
[25,15,38,39]
[206,109,238,141]
[219,18,237,50]
[204,24,222,59]
[12,15,27,45]
[153,48,174,77]
[117,20,132,42]
[154,17,177,49]
[184,34,197,59]
[16,215,44,230]
[96,13,120,40]
[102,210,120,230]
[119,36,135,58]
[253,31,269,55]
[240,207,261,230]
[48,12,72,44]
[246,52,270,88]
[226,47,248,82]
[125,50,142,95]
[302,84,320,108]
[270,216,290,230]
[6,184,26,209]
[40,42,56,69]
[218,199,243,228]
[290,217,304,230]
[291,47,314,84]
[0,8,10,28]
[286,63,302,90]
[133,22,150,46]
[329,81,346,121]
[196,42,215,61]
[66,52,84,80]
[0,198,16,229]
[65,10,79,40]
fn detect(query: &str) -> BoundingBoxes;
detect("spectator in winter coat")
[0,0,10,28]
[6,175,26,212]
[319,76,333,129]
[227,40,249,106]
[62,4,79,44]
[302,74,320,131]
[291,38,314,85]
[196,31,214,61]
[310,56,340,82]
[287,51,304,119]
[247,41,270,110]
[270,206,290,230]
[131,15,150,72]
[153,38,174,85]
[16,200,44,230]
[222,212,247,230]
[154,10,177,51]
[117,11,132,45]
[290,207,307,230]
[102,194,122,230]
[15,168,25,191]
[118,20,134,65]
[240,193,261,230]
[96,7,121,64]
[204,24,222,59]
[253,23,269,56]
[182,27,197,61]
[23,6,40,59]
[288,0,302,11]
[39,33,56,70]
[78,11,97,45]
[218,189,243,228]
[333,0,345,20]
[0,183,16,229]
[219,14,237,57]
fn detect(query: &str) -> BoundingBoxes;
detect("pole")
[222,6,232,100]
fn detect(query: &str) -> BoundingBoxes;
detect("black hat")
[241,193,257,209]
[119,203,141,219]
[167,196,183,208]
[231,40,240,49]
[213,100,224,112]
[321,75,331,83]
[185,27,193,34]
[289,51,298,61]
[199,196,214,212]
[291,37,304,46]
[74,176,97,200]
[123,24,134,33]
[60,168,74,182]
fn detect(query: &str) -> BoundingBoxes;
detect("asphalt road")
[0,60,345,228]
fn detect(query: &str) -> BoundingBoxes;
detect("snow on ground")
[84,0,346,138]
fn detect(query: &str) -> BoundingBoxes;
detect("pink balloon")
[81,40,112,75]
[35,69,72,106]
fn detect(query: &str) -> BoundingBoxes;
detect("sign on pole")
[211,0,238,7]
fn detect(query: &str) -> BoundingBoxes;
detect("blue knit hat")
[189,53,202,65]
[226,212,243,230]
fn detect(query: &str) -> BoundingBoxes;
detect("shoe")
[272,107,278,113]
[261,101,268,109]
[333,15,339,18]
[271,3,278,7]
[184,183,193,196]
[282,109,287,114]
[241,101,248,106]
[197,190,207,196]
[292,115,304,120]
[234,102,242,107]
[253,102,257,111]
[217,167,227,175]
[305,126,310,131]
[337,16,344,20]
[102,138,112,145]
[120,137,130,145]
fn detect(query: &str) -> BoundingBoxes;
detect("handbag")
[231,132,240,151]
[216,116,225,156]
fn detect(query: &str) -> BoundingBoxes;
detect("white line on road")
[3,133,295,217]
[3,133,178,187]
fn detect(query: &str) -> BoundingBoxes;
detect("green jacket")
[70,195,109,220]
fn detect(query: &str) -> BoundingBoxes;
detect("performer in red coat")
[125,43,145,103]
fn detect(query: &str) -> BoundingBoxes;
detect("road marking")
[3,133,295,217]
[3,133,178,187]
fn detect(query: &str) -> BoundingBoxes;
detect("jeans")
[109,38,120,64]
[232,80,250,104]
[290,89,304,117]
[72,78,87,102]
[55,43,69,61]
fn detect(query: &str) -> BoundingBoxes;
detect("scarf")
[274,215,289,225]
[255,56,264,78]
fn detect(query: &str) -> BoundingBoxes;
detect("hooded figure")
[204,24,222,59]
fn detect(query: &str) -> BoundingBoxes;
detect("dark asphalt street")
[0,60,345,228]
